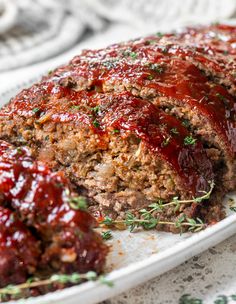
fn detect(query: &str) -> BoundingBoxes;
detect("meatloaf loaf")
[0,23,235,232]
[0,140,108,289]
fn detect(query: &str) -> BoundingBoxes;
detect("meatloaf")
[0,23,235,231]
[0,140,108,289]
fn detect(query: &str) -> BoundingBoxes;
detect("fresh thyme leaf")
[93,119,100,128]
[0,271,112,298]
[149,63,165,74]
[32,107,40,114]
[102,61,116,69]
[182,119,190,128]
[71,105,81,110]
[162,136,171,146]
[101,230,113,240]
[184,136,197,145]
[156,32,163,38]
[146,74,154,80]
[216,93,227,102]
[170,127,179,135]
[98,276,114,287]
[69,196,88,210]
[122,50,137,59]
[112,129,120,134]
[230,206,236,212]
[92,106,100,114]
[102,216,114,226]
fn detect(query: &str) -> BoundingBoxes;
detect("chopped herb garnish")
[130,52,137,59]
[69,196,88,210]
[32,107,40,113]
[146,74,154,80]
[184,136,197,145]
[44,135,49,141]
[0,271,113,299]
[16,147,23,154]
[170,127,179,135]
[161,47,168,54]
[156,32,163,38]
[112,129,120,134]
[102,61,116,69]
[216,93,228,103]
[162,136,171,146]
[71,105,81,110]
[182,119,190,128]
[92,106,100,114]
[93,119,100,128]
[101,230,113,240]
[149,63,165,74]
[145,40,157,45]
[122,50,137,59]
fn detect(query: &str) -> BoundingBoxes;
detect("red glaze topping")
[49,51,236,155]
[1,82,213,196]
[0,140,108,274]
[0,207,40,287]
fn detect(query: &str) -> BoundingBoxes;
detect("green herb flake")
[162,136,171,147]
[71,105,81,110]
[182,119,190,128]
[101,230,113,240]
[112,129,120,134]
[122,50,137,59]
[170,127,179,135]
[32,107,40,114]
[102,61,116,69]
[92,106,100,114]
[93,119,100,128]
[149,63,165,74]
[69,196,88,210]
[184,136,197,145]
[156,32,163,38]
[146,74,154,80]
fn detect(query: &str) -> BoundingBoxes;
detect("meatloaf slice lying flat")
[0,86,215,231]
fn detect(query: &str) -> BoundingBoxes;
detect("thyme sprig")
[101,212,206,233]
[101,182,214,233]
[0,272,113,298]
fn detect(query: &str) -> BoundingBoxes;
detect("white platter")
[0,67,236,304]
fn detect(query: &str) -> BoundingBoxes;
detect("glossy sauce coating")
[51,49,236,155]
[0,206,40,287]
[1,83,213,196]
[0,140,108,274]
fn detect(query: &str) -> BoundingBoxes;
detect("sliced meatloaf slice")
[0,140,108,275]
[172,23,236,55]
[48,51,236,192]
[76,24,236,95]
[0,86,214,232]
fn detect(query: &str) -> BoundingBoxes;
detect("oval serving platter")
[0,55,236,304]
